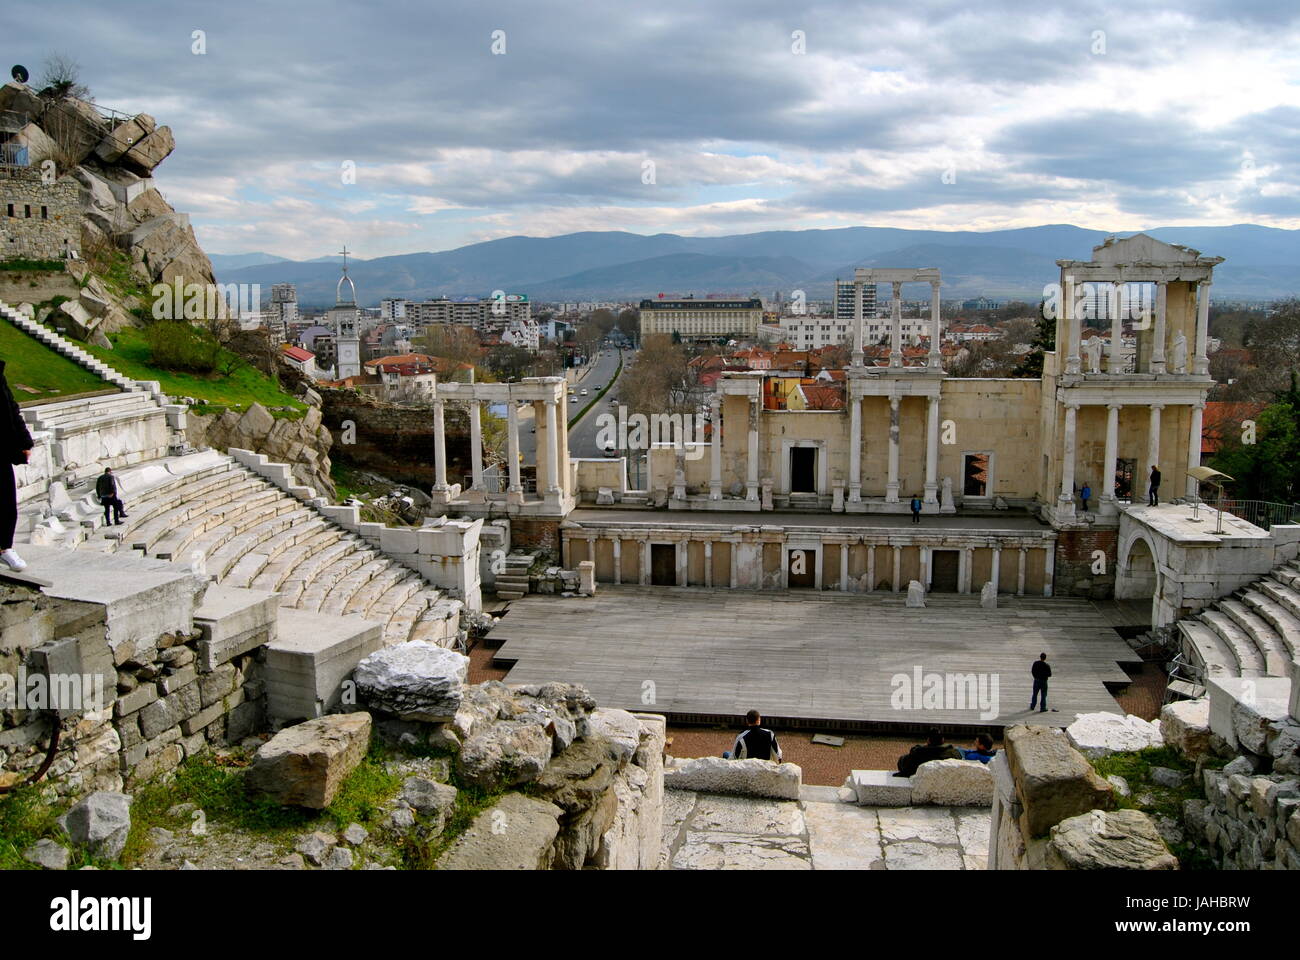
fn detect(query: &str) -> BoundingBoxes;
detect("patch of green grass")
[418,780,505,870]
[78,326,306,415]
[0,316,116,399]
[0,258,65,272]
[1091,746,1213,868]
[324,752,405,830]
[0,783,119,871]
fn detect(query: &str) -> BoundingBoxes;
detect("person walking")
[910,494,923,524]
[96,467,127,526]
[1080,482,1092,513]
[1148,465,1161,506]
[728,710,783,762]
[0,360,33,572]
[1030,652,1052,713]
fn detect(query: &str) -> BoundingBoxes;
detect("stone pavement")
[661,790,989,870]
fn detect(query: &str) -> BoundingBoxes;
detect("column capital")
[889,394,900,410]
[1191,400,1206,411]
[1150,402,1165,411]
[1065,402,1080,412]
[1107,401,1123,411]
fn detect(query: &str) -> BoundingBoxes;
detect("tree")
[484,343,534,381]
[1009,301,1056,378]
[415,324,481,371]
[38,53,92,101]
[1211,373,1300,503]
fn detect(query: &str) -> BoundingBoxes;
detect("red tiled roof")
[1202,401,1268,454]
[281,345,314,363]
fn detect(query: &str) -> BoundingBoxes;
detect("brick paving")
[469,641,1170,788]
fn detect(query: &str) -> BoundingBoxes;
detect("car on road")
[580,389,588,396]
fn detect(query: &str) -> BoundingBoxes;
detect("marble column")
[586,537,596,571]
[1108,282,1125,374]
[1187,401,1205,499]
[991,546,1002,595]
[1058,402,1079,515]
[1044,542,1055,598]
[889,281,903,368]
[867,544,876,593]
[468,399,484,491]
[709,395,722,500]
[729,539,738,588]
[1194,281,1211,376]
[1016,547,1026,596]
[928,280,942,368]
[612,538,622,584]
[848,392,862,503]
[852,279,864,367]
[544,398,561,494]
[704,540,713,588]
[886,395,901,503]
[432,398,448,492]
[1146,403,1163,499]
[640,539,650,586]
[746,396,759,501]
[1151,281,1168,374]
[960,547,974,594]
[892,545,901,593]
[506,401,522,496]
[840,542,850,592]
[1102,402,1121,510]
[1064,274,1081,375]
[924,395,939,504]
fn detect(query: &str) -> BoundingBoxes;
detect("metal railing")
[1216,498,1300,531]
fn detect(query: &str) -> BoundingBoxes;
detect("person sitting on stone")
[726,709,783,762]
[961,732,998,764]
[894,727,962,777]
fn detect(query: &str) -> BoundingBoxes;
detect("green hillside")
[0,317,116,402]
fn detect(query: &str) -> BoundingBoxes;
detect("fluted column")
[1151,281,1168,374]
[1146,403,1163,499]
[432,397,448,492]
[1058,402,1079,516]
[1108,282,1125,374]
[928,280,942,368]
[469,399,484,490]
[848,392,862,502]
[544,398,560,494]
[506,401,522,494]
[704,540,713,588]
[709,395,722,500]
[1187,401,1205,498]
[1194,281,1211,376]
[746,396,759,501]
[924,395,939,504]
[1064,274,1081,375]
[1102,402,1121,511]
[612,538,622,584]
[852,279,864,367]
[840,542,849,591]
[889,281,903,368]
[991,546,1002,595]
[886,396,901,503]
[1017,547,1026,596]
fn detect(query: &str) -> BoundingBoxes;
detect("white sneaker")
[1,549,27,572]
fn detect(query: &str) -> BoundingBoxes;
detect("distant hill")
[213,224,1300,306]
[207,252,289,272]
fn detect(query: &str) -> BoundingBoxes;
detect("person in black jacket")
[1030,652,1052,712]
[0,360,34,572]
[728,710,782,762]
[1148,465,1161,506]
[895,728,962,777]
[96,467,127,526]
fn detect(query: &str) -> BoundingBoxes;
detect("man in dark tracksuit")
[730,710,782,762]
[1149,465,1161,506]
[1030,652,1052,712]
[0,359,34,572]
[96,467,127,526]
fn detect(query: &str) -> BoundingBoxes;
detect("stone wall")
[1054,527,1118,599]
[321,389,467,491]
[509,517,560,556]
[0,173,82,261]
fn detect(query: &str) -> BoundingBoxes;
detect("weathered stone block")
[437,793,562,870]
[1045,809,1179,870]
[911,758,995,806]
[1065,712,1163,758]
[1005,724,1114,839]
[663,756,801,800]
[245,713,372,809]
[1160,698,1214,759]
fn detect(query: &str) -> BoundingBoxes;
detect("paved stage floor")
[491,587,1142,730]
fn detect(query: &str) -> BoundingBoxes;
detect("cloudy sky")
[8,0,1300,258]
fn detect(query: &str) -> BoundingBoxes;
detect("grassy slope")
[81,327,306,416]
[0,317,115,401]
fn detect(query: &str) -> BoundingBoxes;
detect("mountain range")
[210,224,1300,307]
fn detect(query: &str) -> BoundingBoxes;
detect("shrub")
[142,320,221,374]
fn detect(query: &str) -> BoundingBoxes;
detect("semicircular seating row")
[1176,560,1300,688]
[83,455,462,648]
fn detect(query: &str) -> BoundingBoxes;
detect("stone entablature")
[561,519,1056,595]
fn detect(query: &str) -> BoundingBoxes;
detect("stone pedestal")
[940,476,956,514]
[980,581,997,609]
[578,560,596,597]
[906,580,926,608]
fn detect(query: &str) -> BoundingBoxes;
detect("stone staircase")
[496,553,536,600]
[1175,557,1300,691]
[1,298,138,392]
[21,391,176,484]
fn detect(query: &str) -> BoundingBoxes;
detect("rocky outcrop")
[245,713,372,809]
[187,400,335,499]
[1064,712,1163,759]
[1046,809,1180,870]
[354,643,469,723]
[321,389,469,490]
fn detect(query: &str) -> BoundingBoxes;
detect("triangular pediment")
[1090,232,1204,265]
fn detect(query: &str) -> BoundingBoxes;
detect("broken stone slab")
[437,793,563,870]
[457,719,553,790]
[910,758,995,806]
[1004,724,1115,839]
[848,769,913,806]
[587,707,641,764]
[354,642,469,722]
[663,756,801,800]
[400,776,458,830]
[1159,698,1215,759]
[1045,809,1179,870]
[61,791,133,861]
[245,712,372,809]
[1065,712,1163,758]
[906,580,926,608]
